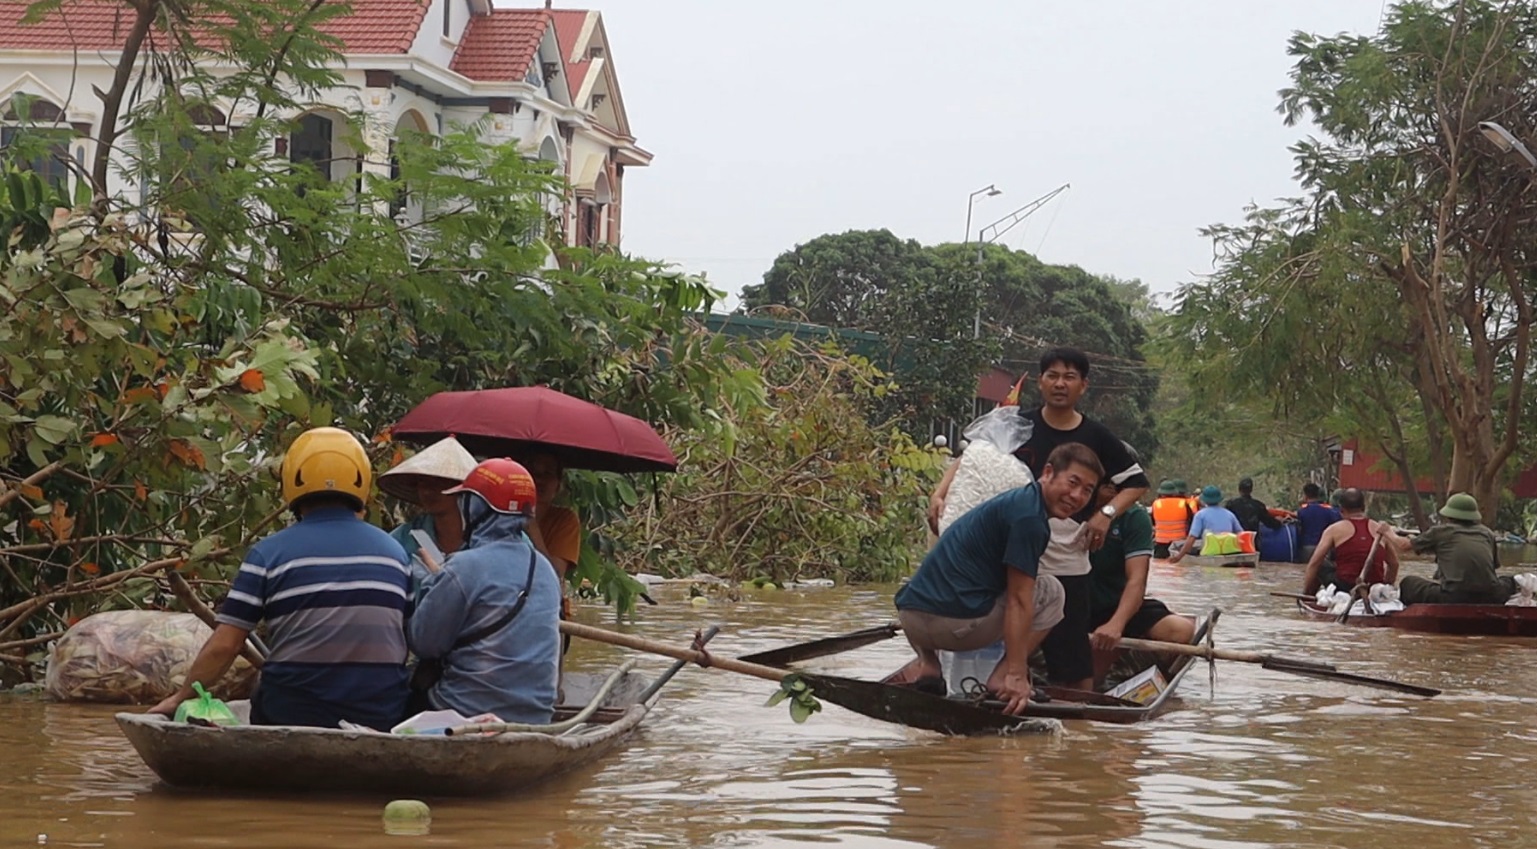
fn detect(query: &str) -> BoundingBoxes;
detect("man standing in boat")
[1087,478,1195,670]
[1224,477,1283,534]
[148,428,412,730]
[1300,488,1399,594]
[926,349,1148,693]
[1295,483,1340,564]
[1378,493,1516,604]
[899,443,1103,714]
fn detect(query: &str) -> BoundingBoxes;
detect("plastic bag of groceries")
[173,682,242,726]
[45,610,258,704]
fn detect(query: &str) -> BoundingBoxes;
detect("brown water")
[5,558,1537,849]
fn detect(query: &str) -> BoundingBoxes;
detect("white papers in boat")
[390,709,504,735]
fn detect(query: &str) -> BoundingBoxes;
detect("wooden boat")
[116,670,657,796]
[876,613,1217,726]
[1180,551,1260,568]
[1295,599,1537,636]
[1015,613,1214,723]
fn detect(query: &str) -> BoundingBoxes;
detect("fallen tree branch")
[0,631,65,652]
[0,547,232,641]
[0,462,64,511]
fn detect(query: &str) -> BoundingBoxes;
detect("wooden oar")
[560,621,1057,736]
[1337,533,1386,624]
[1116,637,1440,697]
[737,622,903,667]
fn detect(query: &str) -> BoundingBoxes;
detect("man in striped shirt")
[149,428,411,730]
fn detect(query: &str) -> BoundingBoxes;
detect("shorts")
[898,574,1066,652]
[1041,573,1092,683]
[1088,598,1175,639]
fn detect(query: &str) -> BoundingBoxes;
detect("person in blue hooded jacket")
[408,458,561,723]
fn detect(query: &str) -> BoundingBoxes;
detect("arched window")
[185,103,227,128]
[2,94,71,190]
[290,112,334,182]
[159,102,231,224]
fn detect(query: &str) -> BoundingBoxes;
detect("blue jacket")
[1296,501,1341,547]
[408,511,561,723]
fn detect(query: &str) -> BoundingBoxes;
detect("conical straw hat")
[379,436,478,503]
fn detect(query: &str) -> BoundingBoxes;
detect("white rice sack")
[939,441,1034,535]
[1368,583,1401,607]
[1507,573,1537,606]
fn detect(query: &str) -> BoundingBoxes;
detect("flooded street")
[5,558,1537,848]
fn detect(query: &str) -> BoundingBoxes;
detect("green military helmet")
[1438,492,1482,523]
[1171,479,1190,496]
[1157,480,1178,496]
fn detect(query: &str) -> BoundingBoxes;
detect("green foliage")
[608,337,947,584]
[0,197,318,627]
[0,0,753,649]
[930,243,1160,461]
[765,674,823,724]
[741,231,1159,456]
[1160,0,1537,521]
[742,229,994,435]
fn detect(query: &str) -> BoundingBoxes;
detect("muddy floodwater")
[5,556,1537,848]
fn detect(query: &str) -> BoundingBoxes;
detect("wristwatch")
[1099,504,1116,518]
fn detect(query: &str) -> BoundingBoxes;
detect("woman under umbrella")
[380,436,479,568]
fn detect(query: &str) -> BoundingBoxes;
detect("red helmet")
[443,459,537,515]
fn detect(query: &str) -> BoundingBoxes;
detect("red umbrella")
[390,386,678,473]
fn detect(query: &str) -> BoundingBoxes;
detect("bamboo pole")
[560,620,787,683]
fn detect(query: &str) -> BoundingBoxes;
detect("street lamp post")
[963,184,1001,244]
[970,183,1071,337]
[1478,121,1537,170]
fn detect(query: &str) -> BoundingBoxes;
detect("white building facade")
[0,0,648,247]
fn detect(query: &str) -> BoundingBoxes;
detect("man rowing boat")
[1300,488,1399,594]
[894,443,1103,714]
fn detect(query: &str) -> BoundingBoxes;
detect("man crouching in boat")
[408,459,562,723]
[1087,478,1194,668]
[893,443,1103,714]
[148,428,412,730]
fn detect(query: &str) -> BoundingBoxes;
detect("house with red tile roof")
[0,0,648,246]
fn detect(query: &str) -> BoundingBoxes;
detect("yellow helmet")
[281,427,371,508]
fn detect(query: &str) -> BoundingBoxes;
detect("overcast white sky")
[578,1,1388,310]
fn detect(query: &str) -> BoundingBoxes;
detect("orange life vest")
[1152,497,1193,544]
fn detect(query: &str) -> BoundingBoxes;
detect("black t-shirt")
[1224,495,1282,532]
[1011,407,1149,521]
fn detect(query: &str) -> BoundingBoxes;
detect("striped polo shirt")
[217,506,411,730]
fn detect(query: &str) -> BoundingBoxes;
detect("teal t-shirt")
[895,484,1049,618]
[1087,505,1155,616]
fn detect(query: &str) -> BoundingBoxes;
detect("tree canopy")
[1161,0,1537,521]
[743,230,1159,460]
